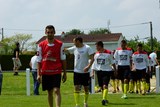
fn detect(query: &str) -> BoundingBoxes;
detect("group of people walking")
[12,25,159,107]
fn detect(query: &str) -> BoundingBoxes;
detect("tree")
[146,37,160,52]
[88,28,111,35]
[26,41,38,52]
[126,35,160,53]
[65,29,84,36]
[0,33,32,54]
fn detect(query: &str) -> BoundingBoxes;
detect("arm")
[146,55,150,73]
[130,51,133,69]
[64,46,75,54]
[61,43,67,83]
[36,46,42,83]
[155,58,159,65]
[84,54,94,72]
[61,60,67,83]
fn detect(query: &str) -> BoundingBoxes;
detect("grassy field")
[0,72,160,107]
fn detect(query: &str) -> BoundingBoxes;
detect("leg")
[112,79,116,93]
[116,79,120,92]
[121,66,130,99]
[74,85,80,107]
[83,86,89,107]
[12,58,18,75]
[54,88,61,107]
[101,72,111,105]
[32,72,40,95]
[47,89,53,107]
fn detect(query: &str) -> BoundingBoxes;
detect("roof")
[36,33,122,44]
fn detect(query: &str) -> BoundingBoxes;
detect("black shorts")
[130,71,137,81]
[97,71,112,87]
[136,69,146,80]
[110,71,118,80]
[74,72,90,86]
[42,74,61,91]
[117,65,131,80]
[145,73,150,83]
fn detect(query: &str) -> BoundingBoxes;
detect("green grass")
[0,72,160,107]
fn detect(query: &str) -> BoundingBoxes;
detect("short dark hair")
[95,41,104,48]
[137,43,143,47]
[45,25,55,33]
[121,40,127,44]
[75,37,83,43]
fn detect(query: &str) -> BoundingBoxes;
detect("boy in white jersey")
[132,43,150,95]
[114,40,132,99]
[149,50,159,77]
[64,37,94,107]
[29,52,40,95]
[91,41,116,106]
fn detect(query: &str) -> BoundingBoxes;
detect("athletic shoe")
[141,90,146,95]
[13,72,18,76]
[84,103,88,107]
[121,94,128,99]
[129,91,134,94]
[102,100,108,105]
[112,90,116,93]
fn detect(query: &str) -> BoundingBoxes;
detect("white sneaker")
[84,103,88,107]
[121,94,128,99]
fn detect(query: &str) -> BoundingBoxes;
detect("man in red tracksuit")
[37,25,67,107]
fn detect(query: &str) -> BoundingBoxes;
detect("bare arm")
[61,60,67,83]
[84,54,94,72]
[155,58,159,65]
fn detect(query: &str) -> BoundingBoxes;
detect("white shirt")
[67,44,94,73]
[30,55,38,71]
[149,52,157,65]
[114,48,133,66]
[132,51,149,70]
[91,49,114,71]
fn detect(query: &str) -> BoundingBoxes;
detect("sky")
[0,0,160,42]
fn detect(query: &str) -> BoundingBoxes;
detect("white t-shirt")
[114,47,133,66]
[30,55,38,71]
[132,51,149,70]
[91,49,114,71]
[67,44,94,73]
[149,52,157,66]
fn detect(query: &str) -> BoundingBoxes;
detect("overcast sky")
[0,0,160,41]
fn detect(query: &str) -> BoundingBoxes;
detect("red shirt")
[38,39,63,75]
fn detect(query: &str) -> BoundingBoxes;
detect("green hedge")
[157,51,160,63]
[0,55,74,71]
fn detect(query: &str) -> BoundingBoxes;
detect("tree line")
[0,28,160,55]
